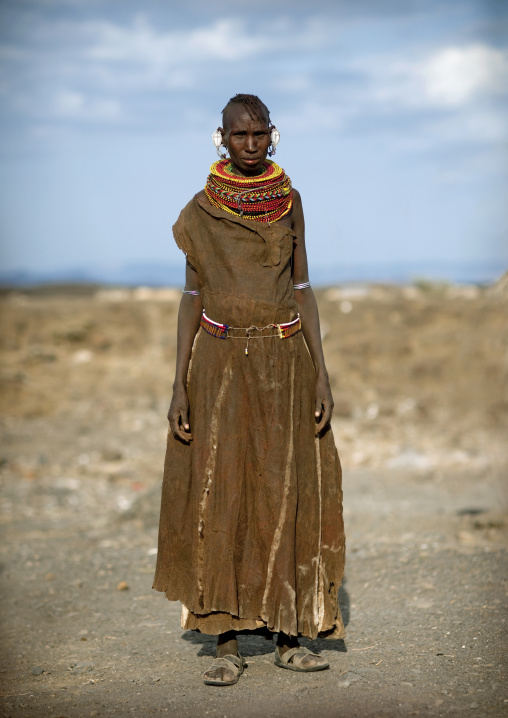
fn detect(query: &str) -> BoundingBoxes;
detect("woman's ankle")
[276,632,299,653]
[216,631,238,657]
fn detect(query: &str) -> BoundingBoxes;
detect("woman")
[153,94,345,686]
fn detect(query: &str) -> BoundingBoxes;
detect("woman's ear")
[212,127,228,159]
[212,127,224,148]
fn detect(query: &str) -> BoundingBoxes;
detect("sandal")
[203,653,246,686]
[274,645,329,672]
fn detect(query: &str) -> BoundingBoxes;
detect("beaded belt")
[200,311,301,356]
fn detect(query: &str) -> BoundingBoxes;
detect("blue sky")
[0,0,507,283]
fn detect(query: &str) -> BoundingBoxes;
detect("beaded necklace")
[205,159,292,223]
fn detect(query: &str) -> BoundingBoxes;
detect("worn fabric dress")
[153,193,345,640]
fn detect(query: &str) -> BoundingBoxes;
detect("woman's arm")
[168,261,203,442]
[291,189,334,434]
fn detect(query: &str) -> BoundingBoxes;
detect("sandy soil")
[0,281,507,717]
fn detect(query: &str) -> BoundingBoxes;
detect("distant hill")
[0,260,505,288]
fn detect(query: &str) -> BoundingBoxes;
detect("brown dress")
[152,194,345,640]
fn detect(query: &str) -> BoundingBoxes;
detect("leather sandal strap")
[281,646,318,666]
[220,654,243,670]
[209,654,242,676]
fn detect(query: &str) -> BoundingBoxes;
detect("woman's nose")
[245,135,257,151]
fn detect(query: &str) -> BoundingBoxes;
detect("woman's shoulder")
[185,190,211,211]
[177,191,207,219]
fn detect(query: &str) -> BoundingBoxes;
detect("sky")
[0,0,507,284]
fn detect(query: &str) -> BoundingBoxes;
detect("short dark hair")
[222,94,271,128]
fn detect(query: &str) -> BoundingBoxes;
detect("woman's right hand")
[168,385,192,443]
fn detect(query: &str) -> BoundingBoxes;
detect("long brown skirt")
[153,328,345,640]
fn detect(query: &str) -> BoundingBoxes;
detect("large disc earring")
[268,126,280,157]
[212,128,228,160]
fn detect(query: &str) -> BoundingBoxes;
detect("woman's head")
[222,94,271,130]
[217,94,276,177]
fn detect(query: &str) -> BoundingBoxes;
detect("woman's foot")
[203,631,242,685]
[276,632,329,671]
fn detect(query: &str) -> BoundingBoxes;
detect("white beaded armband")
[182,289,201,295]
[293,281,311,290]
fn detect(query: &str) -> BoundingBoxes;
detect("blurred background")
[0,0,507,286]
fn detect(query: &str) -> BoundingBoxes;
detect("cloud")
[363,44,508,110]
[1,5,507,155]
[420,45,508,106]
[277,101,348,132]
[85,15,271,67]
[54,90,120,121]
[425,108,508,145]
[78,14,345,91]
[270,42,508,158]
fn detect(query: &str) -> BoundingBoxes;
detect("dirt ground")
[0,280,507,717]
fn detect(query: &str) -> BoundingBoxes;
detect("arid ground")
[0,279,507,717]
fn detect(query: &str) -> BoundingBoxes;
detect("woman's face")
[221,106,271,177]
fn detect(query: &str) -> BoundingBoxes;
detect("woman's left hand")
[315,372,334,435]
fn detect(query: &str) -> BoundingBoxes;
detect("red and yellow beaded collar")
[204,159,293,223]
